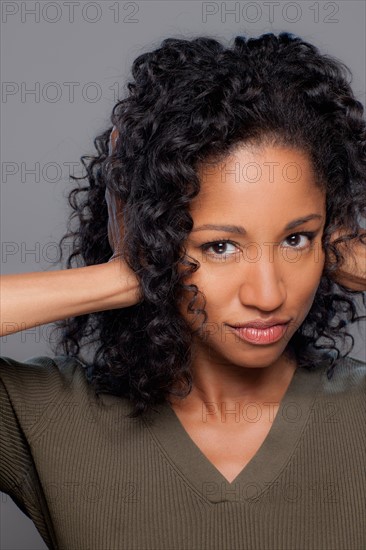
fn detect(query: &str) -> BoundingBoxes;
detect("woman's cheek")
[294,253,325,310]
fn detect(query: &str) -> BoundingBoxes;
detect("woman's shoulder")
[0,353,136,415]
[316,353,366,399]
[0,353,86,383]
[0,354,96,406]
[331,354,366,381]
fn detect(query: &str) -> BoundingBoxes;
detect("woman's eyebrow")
[191,214,323,234]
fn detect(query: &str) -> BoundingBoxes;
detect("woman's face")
[178,143,326,370]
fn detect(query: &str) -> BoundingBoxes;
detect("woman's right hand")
[105,184,126,263]
[0,129,143,338]
[105,126,142,303]
[104,183,143,304]
[106,125,125,262]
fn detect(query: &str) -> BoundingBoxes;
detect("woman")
[1,32,365,549]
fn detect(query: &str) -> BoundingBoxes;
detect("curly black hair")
[49,31,366,418]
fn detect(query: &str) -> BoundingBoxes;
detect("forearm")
[0,261,141,337]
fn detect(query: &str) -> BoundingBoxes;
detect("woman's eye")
[199,233,316,261]
[201,241,239,259]
[282,232,316,249]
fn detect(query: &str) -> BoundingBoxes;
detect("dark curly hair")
[49,31,366,418]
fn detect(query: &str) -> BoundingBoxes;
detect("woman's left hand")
[328,228,366,291]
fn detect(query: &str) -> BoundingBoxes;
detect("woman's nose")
[238,252,287,311]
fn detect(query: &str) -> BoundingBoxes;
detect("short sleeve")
[0,354,88,489]
[0,354,90,547]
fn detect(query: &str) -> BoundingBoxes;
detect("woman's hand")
[104,126,143,305]
[106,125,125,262]
[104,189,143,308]
[328,227,366,291]
[105,184,126,263]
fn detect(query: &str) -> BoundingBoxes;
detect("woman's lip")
[228,323,290,345]
[228,319,290,329]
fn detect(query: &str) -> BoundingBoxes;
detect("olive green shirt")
[0,352,365,549]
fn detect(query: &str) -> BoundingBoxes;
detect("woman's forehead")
[193,144,324,210]
[197,144,315,181]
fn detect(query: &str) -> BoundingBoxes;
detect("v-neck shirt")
[1,351,365,549]
[142,360,323,503]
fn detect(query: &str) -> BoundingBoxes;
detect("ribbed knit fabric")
[0,352,365,550]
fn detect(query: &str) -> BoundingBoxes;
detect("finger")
[108,125,119,155]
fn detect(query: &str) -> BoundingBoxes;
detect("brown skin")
[108,126,366,289]
[106,126,126,261]
[167,144,327,481]
[107,131,365,482]
[328,229,366,290]
[178,144,325,390]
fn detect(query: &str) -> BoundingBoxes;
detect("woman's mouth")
[227,322,290,345]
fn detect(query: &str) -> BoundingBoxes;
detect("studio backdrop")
[1,1,365,548]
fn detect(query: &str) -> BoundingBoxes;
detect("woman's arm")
[329,231,366,291]
[1,129,143,338]
[0,261,142,337]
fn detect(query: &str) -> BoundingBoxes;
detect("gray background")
[1,1,365,548]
